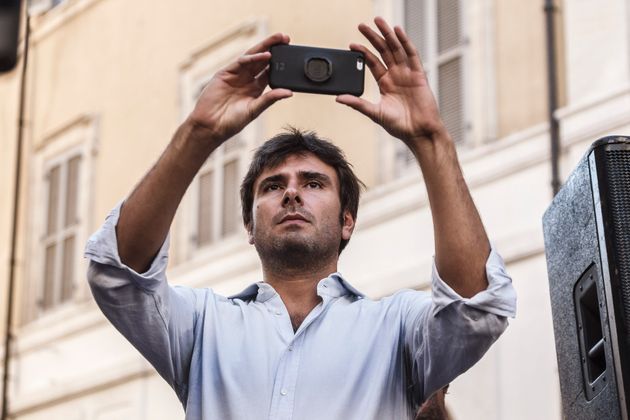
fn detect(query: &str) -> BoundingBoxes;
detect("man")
[85,17,516,419]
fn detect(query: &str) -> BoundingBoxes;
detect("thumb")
[336,95,379,123]
[249,88,293,120]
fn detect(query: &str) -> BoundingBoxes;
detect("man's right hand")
[116,33,292,273]
[187,33,293,146]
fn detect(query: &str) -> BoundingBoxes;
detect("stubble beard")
[253,225,341,274]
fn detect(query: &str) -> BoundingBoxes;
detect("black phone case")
[269,44,365,96]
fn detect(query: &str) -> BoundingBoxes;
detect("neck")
[262,261,338,331]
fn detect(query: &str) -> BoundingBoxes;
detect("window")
[41,153,82,310]
[174,20,264,262]
[195,133,244,247]
[22,116,96,324]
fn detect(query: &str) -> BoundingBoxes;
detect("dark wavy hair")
[240,127,364,254]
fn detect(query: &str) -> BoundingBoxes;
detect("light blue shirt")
[85,204,516,420]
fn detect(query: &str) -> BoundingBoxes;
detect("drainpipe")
[2,11,30,420]
[544,0,561,196]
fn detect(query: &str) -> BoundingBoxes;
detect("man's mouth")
[278,213,310,224]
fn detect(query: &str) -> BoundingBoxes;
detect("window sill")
[14,299,103,355]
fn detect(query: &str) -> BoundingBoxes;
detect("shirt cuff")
[431,247,517,318]
[83,201,171,289]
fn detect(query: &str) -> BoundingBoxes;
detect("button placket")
[271,298,335,419]
[267,285,336,419]
[266,296,301,419]
[267,334,304,419]
[275,334,304,419]
[266,296,294,344]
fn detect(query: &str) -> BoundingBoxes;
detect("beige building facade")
[1,0,630,418]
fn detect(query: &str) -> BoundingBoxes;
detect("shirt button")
[280,389,288,396]
[275,310,282,315]
[288,345,293,351]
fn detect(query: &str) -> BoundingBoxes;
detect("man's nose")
[282,186,302,206]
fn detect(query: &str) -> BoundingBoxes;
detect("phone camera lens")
[305,57,332,82]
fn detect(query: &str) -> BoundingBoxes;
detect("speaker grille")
[604,150,630,344]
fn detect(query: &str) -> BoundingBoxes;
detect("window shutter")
[437,0,464,144]
[402,0,466,148]
[65,155,81,227]
[42,244,56,310]
[437,0,461,54]
[197,171,214,246]
[221,159,240,236]
[398,0,430,172]
[438,57,464,144]
[61,235,75,302]
[43,165,60,310]
[405,0,428,60]
[46,165,61,235]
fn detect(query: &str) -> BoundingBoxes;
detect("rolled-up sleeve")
[84,202,200,404]
[403,247,517,404]
[430,248,517,318]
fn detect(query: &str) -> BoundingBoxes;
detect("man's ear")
[341,210,355,241]
[246,223,255,245]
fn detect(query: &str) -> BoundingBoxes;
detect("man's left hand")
[336,17,447,146]
[339,17,491,299]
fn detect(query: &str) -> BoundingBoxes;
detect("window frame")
[40,151,82,310]
[23,115,98,324]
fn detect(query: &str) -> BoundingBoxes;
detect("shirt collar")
[228,272,366,302]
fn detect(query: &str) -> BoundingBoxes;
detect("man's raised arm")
[117,33,293,273]
[337,17,488,298]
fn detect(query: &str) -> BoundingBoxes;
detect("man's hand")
[188,33,293,145]
[117,34,293,273]
[336,17,445,145]
[339,17,490,298]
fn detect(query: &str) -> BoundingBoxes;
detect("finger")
[222,52,271,82]
[358,22,395,67]
[249,88,293,120]
[374,16,407,64]
[336,95,379,123]
[394,25,423,72]
[245,32,290,55]
[349,43,387,81]
[236,52,272,78]
[254,66,270,91]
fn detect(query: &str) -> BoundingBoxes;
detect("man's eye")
[264,184,280,192]
[307,181,322,189]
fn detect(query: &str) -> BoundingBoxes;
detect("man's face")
[248,153,354,269]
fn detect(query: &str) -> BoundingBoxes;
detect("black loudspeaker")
[543,136,630,419]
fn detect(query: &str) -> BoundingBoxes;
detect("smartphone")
[269,44,365,96]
